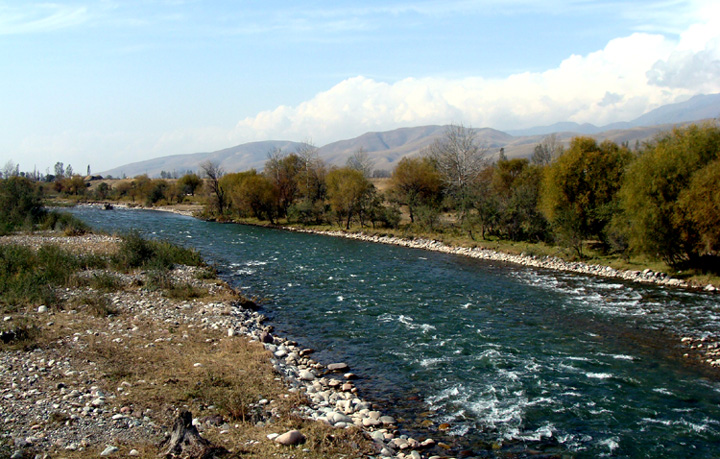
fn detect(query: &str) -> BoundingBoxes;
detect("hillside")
[100,93,720,177]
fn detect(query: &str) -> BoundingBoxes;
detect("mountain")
[507,93,720,137]
[101,93,720,177]
[101,140,304,179]
[317,126,514,172]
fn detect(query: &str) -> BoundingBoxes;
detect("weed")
[113,231,203,271]
[0,317,40,349]
[165,283,207,300]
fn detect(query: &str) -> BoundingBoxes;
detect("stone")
[37,306,48,313]
[379,415,396,425]
[299,370,315,381]
[274,430,305,446]
[260,331,274,344]
[327,363,349,372]
[128,450,140,456]
[100,446,119,456]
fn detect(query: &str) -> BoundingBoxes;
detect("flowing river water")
[70,207,720,458]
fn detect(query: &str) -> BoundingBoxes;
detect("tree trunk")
[159,411,227,459]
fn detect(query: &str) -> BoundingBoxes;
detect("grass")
[1,232,377,458]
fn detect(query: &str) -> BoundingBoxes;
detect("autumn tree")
[619,122,720,265]
[389,156,443,224]
[221,171,278,223]
[325,167,374,229]
[265,149,302,217]
[540,137,631,257]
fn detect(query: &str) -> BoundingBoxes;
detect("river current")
[70,207,720,458]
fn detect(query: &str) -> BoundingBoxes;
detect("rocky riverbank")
[289,229,718,293]
[0,234,451,459]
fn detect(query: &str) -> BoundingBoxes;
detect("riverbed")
[69,207,720,458]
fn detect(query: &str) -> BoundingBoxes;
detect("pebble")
[100,445,119,456]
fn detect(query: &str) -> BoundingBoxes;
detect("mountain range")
[101,93,720,178]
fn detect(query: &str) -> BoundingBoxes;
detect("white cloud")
[0,4,89,35]
[230,19,720,145]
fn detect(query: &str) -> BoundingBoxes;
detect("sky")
[2,0,720,174]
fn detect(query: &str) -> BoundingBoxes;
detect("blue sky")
[2,0,719,174]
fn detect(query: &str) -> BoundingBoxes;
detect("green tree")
[178,173,202,196]
[540,137,631,257]
[325,167,374,229]
[0,177,46,233]
[676,158,720,257]
[619,123,720,265]
[492,159,547,241]
[389,157,443,223]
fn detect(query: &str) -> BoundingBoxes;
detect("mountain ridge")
[101,93,720,178]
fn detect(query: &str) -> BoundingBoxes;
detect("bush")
[113,232,203,270]
[0,177,46,234]
[41,211,89,236]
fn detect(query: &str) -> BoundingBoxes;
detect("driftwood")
[159,411,227,459]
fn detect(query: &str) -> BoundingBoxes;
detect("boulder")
[327,363,349,372]
[274,430,306,446]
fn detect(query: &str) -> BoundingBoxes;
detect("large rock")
[327,362,349,372]
[274,430,306,446]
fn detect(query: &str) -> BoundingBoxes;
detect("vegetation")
[4,121,719,281]
[193,122,720,280]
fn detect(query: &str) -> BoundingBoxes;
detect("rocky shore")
[289,229,719,293]
[0,234,448,459]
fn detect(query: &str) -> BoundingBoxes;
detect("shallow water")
[70,207,720,458]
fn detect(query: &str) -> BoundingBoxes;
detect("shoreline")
[1,233,433,459]
[83,202,718,293]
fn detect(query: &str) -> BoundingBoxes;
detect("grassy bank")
[1,231,374,458]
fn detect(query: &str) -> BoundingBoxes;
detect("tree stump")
[159,411,227,459]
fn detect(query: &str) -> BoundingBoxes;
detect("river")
[69,207,720,458]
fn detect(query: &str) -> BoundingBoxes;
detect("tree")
[676,158,720,257]
[264,149,302,217]
[54,162,65,180]
[221,171,278,223]
[427,124,489,220]
[531,133,564,166]
[346,147,374,178]
[200,160,225,214]
[491,159,547,241]
[0,176,45,233]
[178,173,202,196]
[325,167,374,229]
[540,137,631,257]
[619,122,720,265]
[389,157,443,223]
[295,142,326,203]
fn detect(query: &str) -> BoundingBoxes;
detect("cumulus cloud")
[230,19,720,145]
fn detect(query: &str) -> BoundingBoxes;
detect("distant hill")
[101,93,720,178]
[101,140,304,179]
[507,93,720,137]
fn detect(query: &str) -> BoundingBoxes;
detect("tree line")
[199,122,720,270]
[2,121,718,270]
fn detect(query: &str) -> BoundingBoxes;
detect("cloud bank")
[228,17,720,146]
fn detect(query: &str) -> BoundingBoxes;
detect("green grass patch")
[113,231,203,271]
